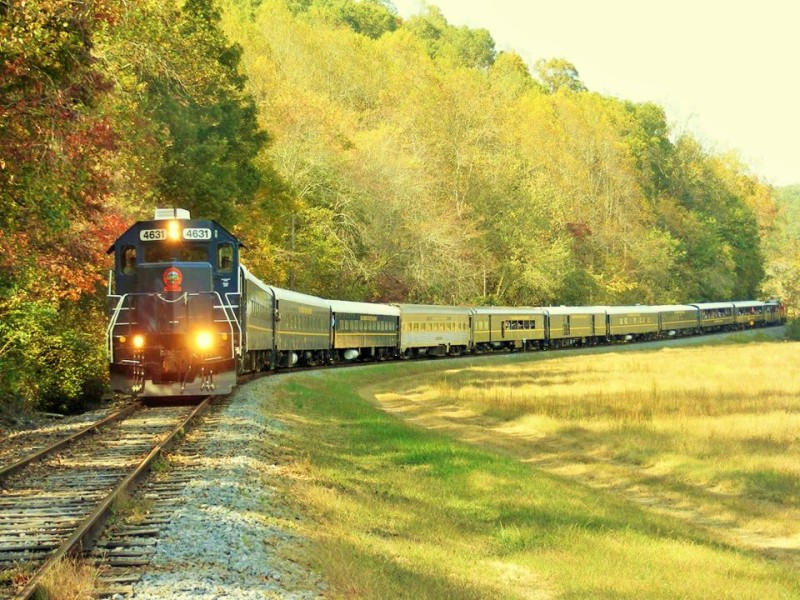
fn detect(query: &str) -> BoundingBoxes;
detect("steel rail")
[15,395,215,600]
[0,402,140,484]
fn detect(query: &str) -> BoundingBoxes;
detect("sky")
[391,0,800,187]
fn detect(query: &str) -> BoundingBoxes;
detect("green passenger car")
[544,306,607,347]
[692,302,735,332]
[605,306,660,341]
[471,307,546,352]
[329,300,399,361]
[271,285,331,366]
[654,305,700,336]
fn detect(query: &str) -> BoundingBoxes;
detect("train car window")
[121,246,137,274]
[217,243,234,272]
[143,244,208,263]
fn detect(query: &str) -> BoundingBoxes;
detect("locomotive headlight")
[195,331,214,351]
[167,219,181,241]
[132,334,145,349]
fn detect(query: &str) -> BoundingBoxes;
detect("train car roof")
[691,302,735,310]
[542,306,607,316]
[471,306,546,315]
[731,300,767,308]
[242,268,330,309]
[394,304,473,316]
[328,299,400,317]
[650,305,699,312]
[603,305,661,314]
[270,285,331,310]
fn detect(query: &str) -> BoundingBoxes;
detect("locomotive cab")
[107,208,242,396]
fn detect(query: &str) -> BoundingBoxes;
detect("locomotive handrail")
[209,291,237,359]
[222,292,243,356]
[106,294,128,362]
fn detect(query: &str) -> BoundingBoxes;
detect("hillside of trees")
[0,0,792,413]
[766,185,800,313]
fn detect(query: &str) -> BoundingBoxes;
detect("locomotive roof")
[106,214,239,253]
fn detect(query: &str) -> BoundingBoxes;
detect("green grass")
[257,340,800,599]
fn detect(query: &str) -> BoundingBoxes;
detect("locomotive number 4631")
[139,229,166,241]
[183,228,212,240]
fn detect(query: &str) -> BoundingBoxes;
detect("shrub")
[785,317,800,341]
[0,298,108,416]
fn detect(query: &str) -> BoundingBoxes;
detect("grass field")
[259,333,800,599]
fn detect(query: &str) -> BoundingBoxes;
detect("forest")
[1,0,798,413]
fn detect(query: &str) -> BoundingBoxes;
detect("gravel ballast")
[128,377,327,599]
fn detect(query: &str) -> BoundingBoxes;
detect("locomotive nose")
[135,262,213,294]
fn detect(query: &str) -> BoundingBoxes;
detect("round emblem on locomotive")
[163,267,183,292]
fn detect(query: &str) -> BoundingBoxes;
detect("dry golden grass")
[433,343,800,420]
[35,557,99,600]
[375,341,800,554]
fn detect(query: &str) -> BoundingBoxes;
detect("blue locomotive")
[107,209,242,395]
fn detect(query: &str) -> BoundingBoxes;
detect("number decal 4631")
[183,228,212,240]
[139,229,166,241]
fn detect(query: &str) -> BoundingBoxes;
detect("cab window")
[143,244,208,263]
[217,243,234,273]
[121,246,137,274]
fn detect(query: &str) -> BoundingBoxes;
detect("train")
[106,209,786,396]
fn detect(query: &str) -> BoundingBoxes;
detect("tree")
[145,0,267,226]
[305,0,400,39]
[0,0,124,411]
[534,58,587,93]
[404,6,495,70]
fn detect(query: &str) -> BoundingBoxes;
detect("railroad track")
[0,404,140,484]
[0,398,214,600]
[87,401,231,598]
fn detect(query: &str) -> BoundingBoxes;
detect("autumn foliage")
[0,0,792,414]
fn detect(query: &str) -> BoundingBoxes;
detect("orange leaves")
[0,210,126,303]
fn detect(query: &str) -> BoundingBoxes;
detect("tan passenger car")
[396,304,471,357]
